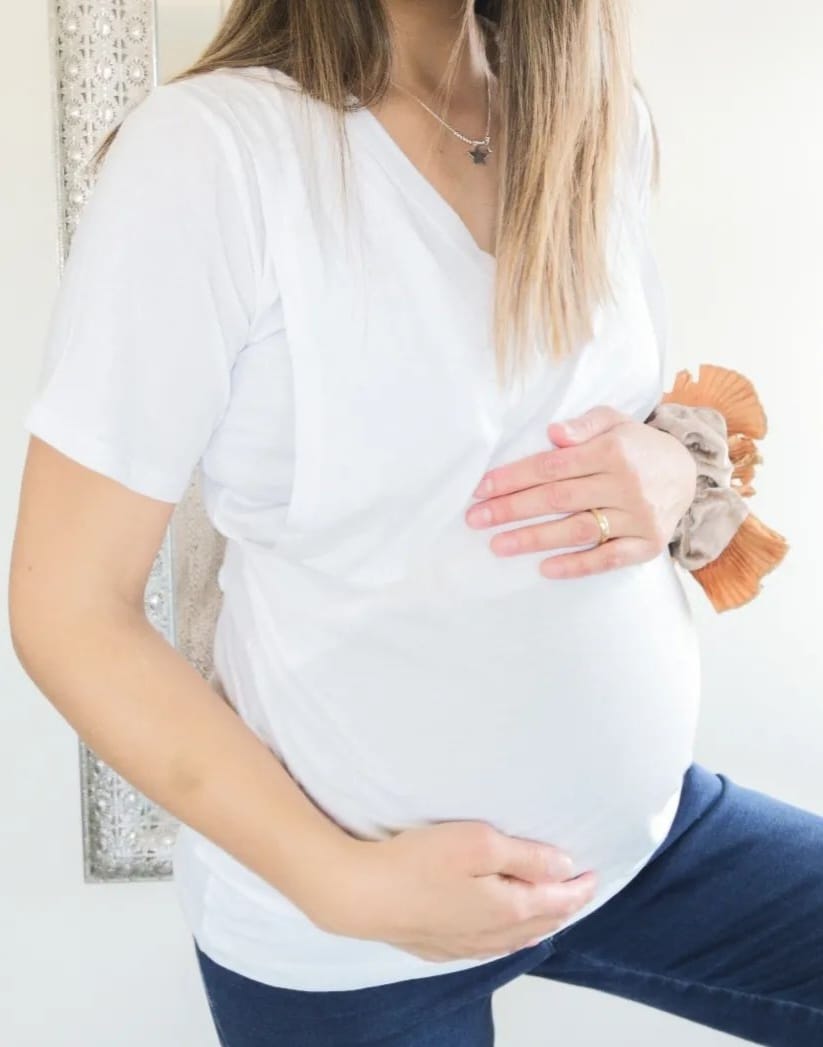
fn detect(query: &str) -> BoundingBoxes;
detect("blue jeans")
[193,764,823,1045]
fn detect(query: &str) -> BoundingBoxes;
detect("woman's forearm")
[13,602,365,925]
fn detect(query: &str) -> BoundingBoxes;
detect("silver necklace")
[390,71,493,165]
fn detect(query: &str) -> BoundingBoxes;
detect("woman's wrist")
[298,834,384,938]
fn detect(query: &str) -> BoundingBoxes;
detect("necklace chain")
[390,71,493,163]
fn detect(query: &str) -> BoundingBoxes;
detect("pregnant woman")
[10,1,822,1044]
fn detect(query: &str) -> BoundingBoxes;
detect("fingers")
[509,871,598,925]
[466,473,620,530]
[476,830,597,947]
[466,824,574,881]
[398,868,598,963]
[488,508,635,557]
[547,405,630,446]
[471,440,604,501]
[539,535,651,579]
[494,839,576,884]
[493,871,599,955]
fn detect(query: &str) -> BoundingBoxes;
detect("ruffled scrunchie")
[646,364,789,612]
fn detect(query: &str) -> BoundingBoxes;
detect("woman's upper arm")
[10,437,176,650]
[10,78,267,640]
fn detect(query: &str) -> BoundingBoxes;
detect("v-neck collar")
[256,65,497,274]
[346,104,498,275]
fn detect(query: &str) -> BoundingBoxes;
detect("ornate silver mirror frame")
[51,0,226,882]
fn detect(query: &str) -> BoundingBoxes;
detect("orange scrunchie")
[650,364,789,613]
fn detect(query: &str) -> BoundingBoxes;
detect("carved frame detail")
[49,0,181,882]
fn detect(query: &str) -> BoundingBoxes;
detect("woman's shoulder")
[117,64,300,157]
[156,64,299,112]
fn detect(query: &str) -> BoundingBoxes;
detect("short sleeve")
[630,84,658,228]
[629,84,670,399]
[23,80,265,504]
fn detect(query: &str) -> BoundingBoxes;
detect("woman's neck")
[382,0,491,100]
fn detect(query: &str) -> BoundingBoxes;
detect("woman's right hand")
[311,821,598,961]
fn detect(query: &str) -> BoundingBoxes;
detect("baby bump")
[236,543,702,855]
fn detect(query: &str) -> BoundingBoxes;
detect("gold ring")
[588,507,611,545]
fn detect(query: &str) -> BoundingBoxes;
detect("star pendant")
[468,143,491,165]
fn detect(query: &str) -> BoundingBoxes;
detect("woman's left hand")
[464,405,698,579]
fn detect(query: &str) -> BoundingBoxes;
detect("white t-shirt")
[23,65,701,991]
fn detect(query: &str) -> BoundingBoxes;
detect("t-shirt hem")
[173,778,686,994]
[188,926,501,994]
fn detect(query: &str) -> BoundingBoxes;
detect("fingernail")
[467,505,492,527]
[547,853,575,880]
[492,532,519,555]
[541,558,567,579]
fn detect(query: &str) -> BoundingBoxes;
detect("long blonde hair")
[92,0,658,388]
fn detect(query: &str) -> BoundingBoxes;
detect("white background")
[2,1,820,1044]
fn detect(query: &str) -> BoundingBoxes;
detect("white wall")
[2,2,820,1045]
[1,4,226,1046]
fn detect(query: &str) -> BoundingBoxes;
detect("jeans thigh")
[528,764,823,1045]
[192,937,544,1046]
